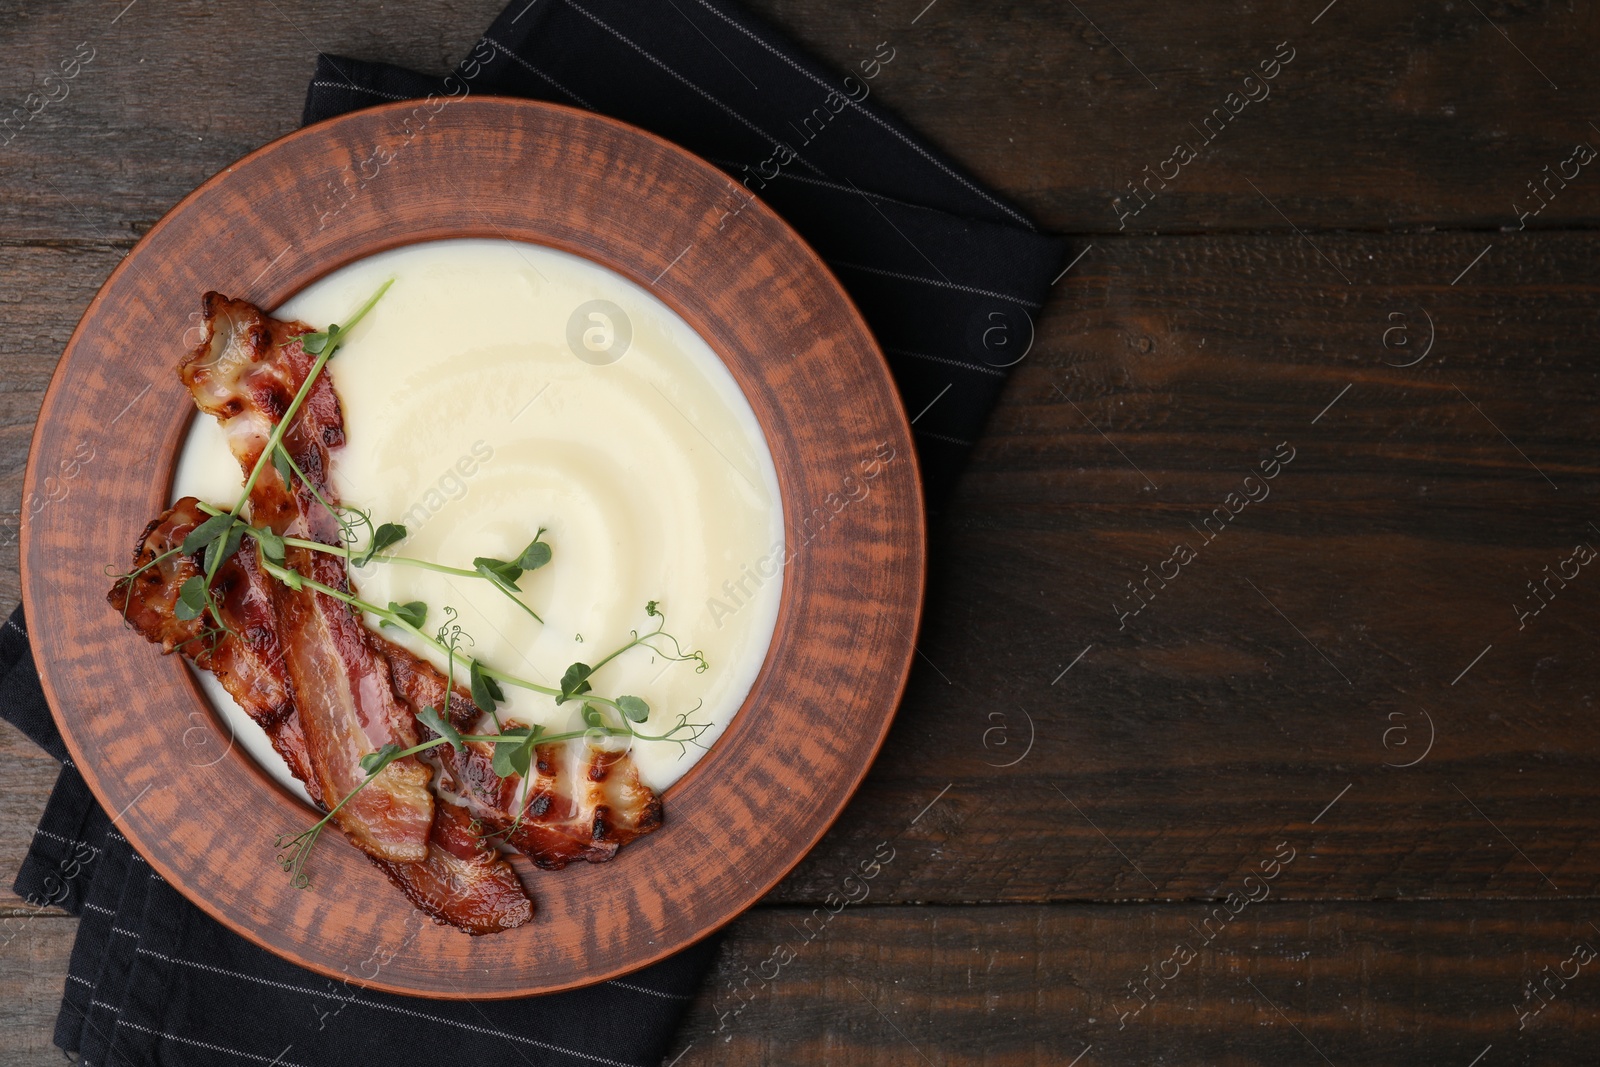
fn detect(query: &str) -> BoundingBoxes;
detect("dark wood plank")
[0,721,66,915]
[668,902,1600,1066]
[760,226,1600,903]
[0,914,74,1066]
[0,0,505,243]
[801,0,1600,235]
[1,1,1597,240]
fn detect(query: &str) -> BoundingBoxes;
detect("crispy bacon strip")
[431,731,663,870]
[381,639,482,733]
[171,294,528,930]
[382,642,664,869]
[108,498,324,796]
[107,497,291,726]
[108,505,530,926]
[178,293,431,864]
[266,707,323,805]
[369,798,533,935]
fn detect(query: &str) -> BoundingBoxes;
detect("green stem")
[282,535,480,579]
[258,556,704,736]
[277,530,545,625]
[197,505,468,583]
[488,581,545,625]
[112,543,184,586]
[585,627,659,676]
[475,664,562,699]
[258,554,565,698]
[261,556,449,655]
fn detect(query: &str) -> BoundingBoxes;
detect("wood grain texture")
[771,228,1600,905]
[3,0,1598,1059]
[1,0,1598,240]
[669,903,1600,1066]
[18,98,924,996]
[9,903,1600,1066]
[0,914,73,1067]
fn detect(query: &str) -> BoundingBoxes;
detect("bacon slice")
[381,638,482,733]
[108,497,292,728]
[430,731,663,870]
[179,293,431,864]
[265,707,323,806]
[382,641,665,869]
[169,294,530,930]
[108,498,325,799]
[368,798,533,935]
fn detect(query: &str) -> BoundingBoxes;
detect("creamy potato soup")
[174,239,784,797]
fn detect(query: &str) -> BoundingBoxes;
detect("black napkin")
[7,1,1063,1062]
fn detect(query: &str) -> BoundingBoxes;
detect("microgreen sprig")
[235,516,551,624]
[254,550,700,735]
[467,528,552,624]
[357,522,406,566]
[274,696,703,889]
[257,551,698,720]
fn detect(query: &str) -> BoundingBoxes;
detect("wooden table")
[3,1,1597,1062]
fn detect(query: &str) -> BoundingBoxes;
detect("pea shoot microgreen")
[490,724,539,779]
[271,445,292,485]
[615,695,650,723]
[385,600,427,631]
[254,524,286,563]
[556,661,593,705]
[416,705,462,752]
[228,514,551,624]
[516,530,552,571]
[359,743,404,774]
[180,512,234,555]
[469,528,551,623]
[469,658,505,723]
[357,522,407,566]
[174,575,208,621]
